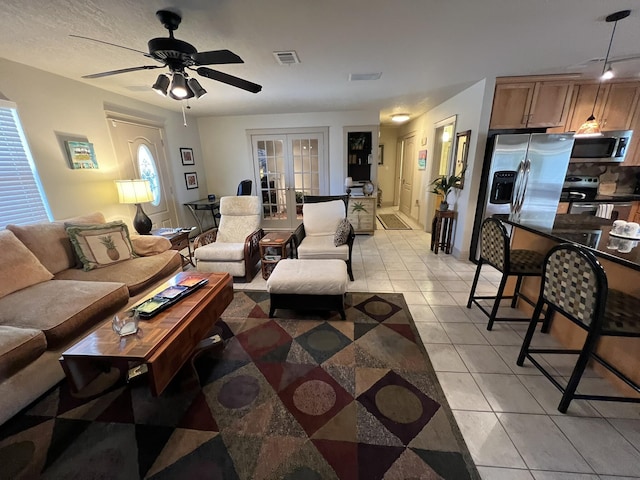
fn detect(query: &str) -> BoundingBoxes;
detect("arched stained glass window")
[137,144,160,206]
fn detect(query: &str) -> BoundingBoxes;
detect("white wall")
[397,78,495,257]
[196,111,380,197]
[0,58,206,229]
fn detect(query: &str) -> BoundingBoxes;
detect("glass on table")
[112,310,139,337]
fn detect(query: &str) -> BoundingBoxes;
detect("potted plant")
[429,171,464,211]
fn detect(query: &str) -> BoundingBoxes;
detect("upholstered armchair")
[292,195,355,281]
[193,196,264,282]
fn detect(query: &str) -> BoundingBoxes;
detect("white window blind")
[0,101,51,228]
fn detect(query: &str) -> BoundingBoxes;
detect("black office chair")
[237,179,252,196]
[467,217,545,330]
[517,243,640,413]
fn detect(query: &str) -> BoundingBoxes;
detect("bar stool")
[517,243,640,413]
[467,218,545,330]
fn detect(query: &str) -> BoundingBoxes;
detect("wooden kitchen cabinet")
[566,81,640,133]
[347,196,376,234]
[490,80,573,129]
[624,102,640,166]
[556,202,569,215]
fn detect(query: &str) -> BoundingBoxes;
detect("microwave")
[569,130,632,163]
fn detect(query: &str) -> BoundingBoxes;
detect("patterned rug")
[0,292,479,479]
[377,213,412,230]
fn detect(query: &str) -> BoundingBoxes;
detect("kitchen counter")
[497,214,640,271]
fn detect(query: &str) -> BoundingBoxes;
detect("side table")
[152,229,194,268]
[260,232,293,280]
[430,210,455,254]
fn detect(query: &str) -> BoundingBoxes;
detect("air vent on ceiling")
[273,51,301,65]
[349,73,382,81]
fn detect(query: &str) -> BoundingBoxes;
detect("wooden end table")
[152,229,194,268]
[431,210,455,254]
[59,272,233,396]
[260,232,293,279]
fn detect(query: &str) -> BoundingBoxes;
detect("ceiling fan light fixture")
[170,72,189,98]
[391,113,410,123]
[151,74,169,96]
[187,78,207,98]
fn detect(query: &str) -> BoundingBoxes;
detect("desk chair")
[517,243,640,413]
[237,179,252,196]
[467,217,544,330]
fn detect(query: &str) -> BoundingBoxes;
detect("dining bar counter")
[494,214,640,392]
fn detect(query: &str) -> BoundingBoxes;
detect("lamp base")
[133,204,152,235]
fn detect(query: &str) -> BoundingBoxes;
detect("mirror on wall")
[433,115,457,177]
[451,130,471,189]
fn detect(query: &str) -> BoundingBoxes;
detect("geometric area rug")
[0,291,479,479]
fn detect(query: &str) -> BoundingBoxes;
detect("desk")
[430,210,455,254]
[184,198,220,233]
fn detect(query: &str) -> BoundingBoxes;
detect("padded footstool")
[266,259,348,319]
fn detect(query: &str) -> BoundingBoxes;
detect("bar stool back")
[517,243,640,413]
[467,218,544,330]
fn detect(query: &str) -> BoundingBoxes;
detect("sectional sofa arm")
[131,235,172,256]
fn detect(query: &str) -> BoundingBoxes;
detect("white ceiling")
[1,0,640,124]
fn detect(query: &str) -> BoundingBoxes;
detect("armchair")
[193,196,264,282]
[292,195,355,281]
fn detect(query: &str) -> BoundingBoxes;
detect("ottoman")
[266,259,348,319]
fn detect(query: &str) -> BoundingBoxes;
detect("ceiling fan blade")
[82,65,163,79]
[191,49,244,65]
[70,35,154,58]
[196,67,262,93]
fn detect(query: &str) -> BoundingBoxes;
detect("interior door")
[108,119,178,229]
[399,134,416,216]
[251,130,326,230]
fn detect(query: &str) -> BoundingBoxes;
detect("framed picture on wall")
[180,147,195,165]
[184,172,198,189]
[418,150,427,170]
[65,141,98,169]
[378,144,384,165]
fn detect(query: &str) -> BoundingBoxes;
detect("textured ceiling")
[1,0,639,123]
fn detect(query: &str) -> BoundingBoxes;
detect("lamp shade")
[345,177,354,188]
[115,179,154,204]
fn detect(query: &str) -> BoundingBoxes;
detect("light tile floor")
[220,207,640,479]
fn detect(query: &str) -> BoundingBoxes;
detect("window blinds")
[0,102,51,228]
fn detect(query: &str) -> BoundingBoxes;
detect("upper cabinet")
[490,80,573,129]
[566,81,640,133]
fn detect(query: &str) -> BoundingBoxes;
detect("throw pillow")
[334,218,351,247]
[66,221,137,271]
[0,230,53,300]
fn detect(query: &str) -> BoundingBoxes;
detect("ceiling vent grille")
[349,73,382,81]
[273,51,300,65]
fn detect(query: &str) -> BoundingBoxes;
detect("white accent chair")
[193,196,264,282]
[292,195,355,281]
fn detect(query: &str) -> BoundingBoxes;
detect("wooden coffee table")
[60,272,233,396]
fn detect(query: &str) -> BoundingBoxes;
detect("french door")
[250,129,328,230]
[108,118,178,229]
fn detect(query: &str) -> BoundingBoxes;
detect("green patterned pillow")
[66,221,137,271]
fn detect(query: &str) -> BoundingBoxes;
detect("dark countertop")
[497,214,640,272]
[561,194,640,203]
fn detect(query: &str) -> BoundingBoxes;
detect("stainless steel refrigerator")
[470,133,574,260]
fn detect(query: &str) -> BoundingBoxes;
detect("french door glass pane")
[258,139,286,220]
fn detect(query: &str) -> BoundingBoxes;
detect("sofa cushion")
[0,280,129,348]
[0,326,47,381]
[297,235,349,260]
[302,200,345,236]
[67,221,137,271]
[0,230,54,300]
[7,212,105,274]
[195,243,245,262]
[54,250,182,296]
[334,218,351,247]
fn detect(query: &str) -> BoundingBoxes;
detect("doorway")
[398,133,416,217]
[250,128,328,230]
[108,118,178,229]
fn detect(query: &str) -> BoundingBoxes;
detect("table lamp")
[115,179,154,234]
[345,176,353,196]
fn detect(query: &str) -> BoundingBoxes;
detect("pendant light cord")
[591,18,619,118]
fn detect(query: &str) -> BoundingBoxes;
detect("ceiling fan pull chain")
[182,103,188,127]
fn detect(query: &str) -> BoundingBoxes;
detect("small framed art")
[418,150,427,170]
[184,172,198,189]
[180,147,195,165]
[65,141,98,169]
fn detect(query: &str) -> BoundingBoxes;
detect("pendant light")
[575,10,630,137]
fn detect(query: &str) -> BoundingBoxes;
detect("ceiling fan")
[72,9,262,100]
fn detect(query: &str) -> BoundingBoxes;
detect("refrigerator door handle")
[510,159,530,220]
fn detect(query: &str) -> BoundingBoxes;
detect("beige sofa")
[0,212,182,426]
